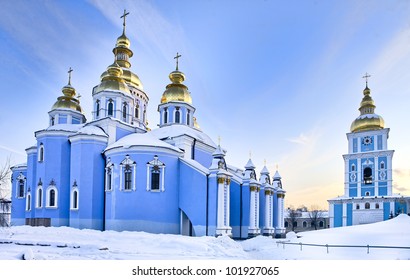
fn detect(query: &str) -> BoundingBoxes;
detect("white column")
[329,203,334,228]
[357,158,362,197]
[344,158,349,196]
[387,154,393,196]
[374,157,379,196]
[216,177,232,236]
[342,202,347,226]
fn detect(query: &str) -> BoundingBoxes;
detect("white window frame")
[46,183,58,208]
[146,155,165,192]
[105,159,114,191]
[119,155,136,191]
[36,184,43,208]
[71,183,79,210]
[26,192,31,211]
[16,173,26,198]
[38,143,44,162]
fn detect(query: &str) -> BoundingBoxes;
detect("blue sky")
[1,0,410,209]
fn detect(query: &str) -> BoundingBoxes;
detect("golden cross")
[174,52,181,70]
[264,159,267,166]
[276,164,279,171]
[218,135,221,146]
[120,9,130,32]
[68,67,73,85]
[362,72,371,87]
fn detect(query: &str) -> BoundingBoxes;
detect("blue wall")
[333,204,343,227]
[346,203,352,226]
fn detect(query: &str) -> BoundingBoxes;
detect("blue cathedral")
[10,13,286,238]
[328,75,410,227]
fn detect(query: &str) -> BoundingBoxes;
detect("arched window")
[175,108,180,123]
[105,162,113,191]
[365,191,370,196]
[351,164,355,172]
[380,161,385,169]
[38,144,44,162]
[47,185,58,208]
[122,103,127,121]
[96,100,100,117]
[365,202,370,209]
[71,189,78,210]
[302,221,307,228]
[293,221,297,228]
[319,221,324,227]
[108,100,114,116]
[135,106,139,118]
[51,117,55,126]
[164,108,168,124]
[36,187,43,208]
[187,109,190,126]
[26,193,31,211]
[356,204,360,210]
[285,221,289,227]
[363,167,372,184]
[375,203,380,209]
[146,155,166,192]
[151,166,160,191]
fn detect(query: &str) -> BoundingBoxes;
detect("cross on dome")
[68,67,73,85]
[362,72,371,87]
[120,9,130,33]
[174,52,181,71]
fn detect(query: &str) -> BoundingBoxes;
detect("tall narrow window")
[175,108,180,123]
[135,106,139,118]
[108,99,114,116]
[96,100,100,117]
[375,203,380,209]
[380,161,385,169]
[187,109,190,126]
[122,102,127,121]
[120,155,136,191]
[38,144,44,162]
[26,193,31,211]
[105,159,114,191]
[351,164,355,172]
[363,167,372,184]
[356,204,360,210]
[151,166,160,191]
[47,184,58,208]
[124,165,132,190]
[51,117,55,126]
[146,155,165,192]
[72,190,78,209]
[36,187,43,208]
[164,108,168,124]
[365,202,370,209]
[49,189,56,207]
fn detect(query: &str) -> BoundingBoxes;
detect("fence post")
[326,244,329,254]
[367,245,370,254]
[299,242,302,251]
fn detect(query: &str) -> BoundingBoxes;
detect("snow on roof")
[11,163,27,169]
[76,125,107,137]
[260,165,270,174]
[355,113,383,120]
[45,124,83,133]
[244,158,255,169]
[105,132,182,153]
[149,125,217,148]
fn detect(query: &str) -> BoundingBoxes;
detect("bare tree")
[0,158,11,227]
[308,205,324,230]
[285,206,299,232]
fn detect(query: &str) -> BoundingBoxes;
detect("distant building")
[0,198,11,227]
[328,78,410,227]
[9,11,286,238]
[284,207,329,233]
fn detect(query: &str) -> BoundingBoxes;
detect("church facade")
[10,13,286,238]
[328,77,410,227]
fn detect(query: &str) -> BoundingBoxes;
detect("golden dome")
[51,84,82,112]
[350,86,384,133]
[94,62,130,94]
[122,68,143,90]
[116,32,131,49]
[160,70,192,104]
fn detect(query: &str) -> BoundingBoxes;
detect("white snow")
[0,214,409,260]
[76,125,107,137]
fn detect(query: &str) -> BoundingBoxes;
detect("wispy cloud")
[0,145,26,156]
[88,0,187,63]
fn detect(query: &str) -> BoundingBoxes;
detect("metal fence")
[277,241,410,254]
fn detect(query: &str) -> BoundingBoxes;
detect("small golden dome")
[51,84,82,112]
[116,32,131,49]
[350,86,384,133]
[160,70,192,104]
[94,62,130,94]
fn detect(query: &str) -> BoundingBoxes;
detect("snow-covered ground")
[0,214,409,260]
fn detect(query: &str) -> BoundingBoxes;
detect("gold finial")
[264,159,267,166]
[68,67,73,85]
[174,52,181,71]
[218,135,221,146]
[77,93,81,100]
[362,72,371,88]
[276,164,279,171]
[120,9,130,34]
[249,150,252,159]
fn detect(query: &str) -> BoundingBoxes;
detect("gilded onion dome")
[350,85,384,133]
[94,62,131,94]
[160,70,193,104]
[52,69,82,112]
